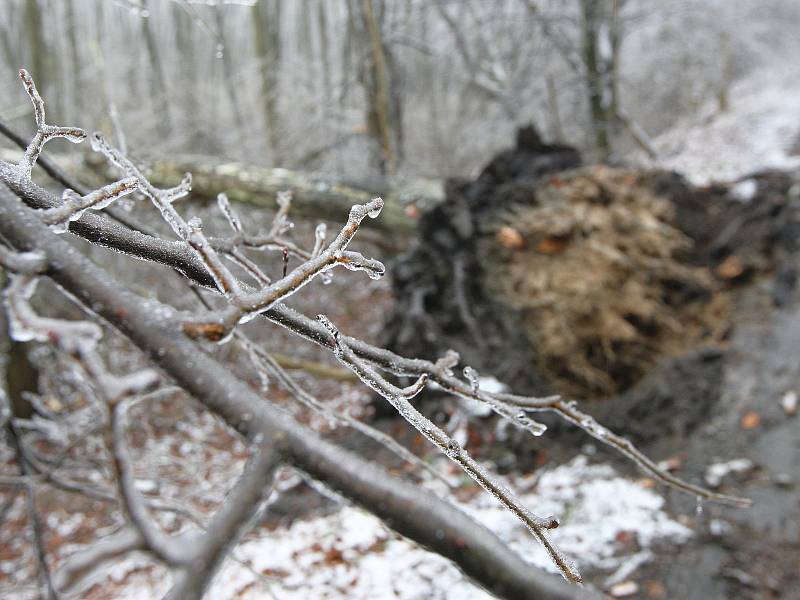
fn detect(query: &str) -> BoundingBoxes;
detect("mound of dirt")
[386,126,800,403]
[478,166,730,398]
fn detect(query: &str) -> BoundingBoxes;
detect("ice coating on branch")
[312,223,327,257]
[317,313,581,583]
[367,197,384,219]
[463,366,480,392]
[43,177,139,233]
[445,439,461,459]
[0,248,46,274]
[514,410,547,436]
[15,69,87,179]
[162,173,193,204]
[4,275,102,347]
[271,191,294,235]
[217,193,242,233]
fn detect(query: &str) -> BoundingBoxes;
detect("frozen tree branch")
[0,69,752,598]
[89,132,385,342]
[52,525,145,594]
[0,182,587,600]
[241,333,453,487]
[316,314,580,583]
[15,69,86,181]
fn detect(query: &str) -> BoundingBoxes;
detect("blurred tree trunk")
[24,0,47,94]
[65,0,82,120]
[317,0,332,109]
[359,0,398,177]
[251,0,282,164]
[580,0,623,161]
[547,75,566,144]
[340,0,356,108]
[0,274,37,421]
[213,8,245,130]
[173,3,200,142]
[140,0,172,134]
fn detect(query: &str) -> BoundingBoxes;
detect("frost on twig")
[15,69,86,180]
[242,335,453,488]
[2,269,160,404]
[90,126,385,343]
[408,347,753,508]
[40,177,138,233]
[8,71,142,232]
[316,314,581,583]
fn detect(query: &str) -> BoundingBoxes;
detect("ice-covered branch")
[243,336,452,487]
[181,195,385,342]
[52,526,145,594]
[2,271,160,404]
[89,125,385,342]
[40,177,138,233]
[15,69,86,180]
[316,314,580,583]
[0,187,585,600]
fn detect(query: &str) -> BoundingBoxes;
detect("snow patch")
[637,66,800,184]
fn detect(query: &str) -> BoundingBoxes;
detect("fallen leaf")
[535,235,569,254]
[644,580,667,598]
[609,580,639,597]
[717,255,744,279]
[496,226,527,250]
[740,411,761,429]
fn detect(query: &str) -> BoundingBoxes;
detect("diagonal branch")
[316,314,580,583]
[0,161,752,507]
[0,183,587,600]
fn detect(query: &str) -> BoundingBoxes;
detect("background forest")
[1,0,798,181]
[1,2,800,600]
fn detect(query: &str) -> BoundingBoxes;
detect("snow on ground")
[636,65,800,185]
[65,455,692,599]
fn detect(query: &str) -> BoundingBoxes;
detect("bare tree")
[0,69,749,599]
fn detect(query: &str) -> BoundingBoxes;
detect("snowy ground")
[635,65,800,185]
[19,454,694,600]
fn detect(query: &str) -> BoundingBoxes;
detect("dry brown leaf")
[496,225,527,249]
[740,411,761,429]
[717,255,744,279]
[535,235,568,254]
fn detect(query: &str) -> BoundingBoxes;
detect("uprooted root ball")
[479,166,730,398]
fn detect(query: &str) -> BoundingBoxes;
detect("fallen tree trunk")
[86,153,442,235]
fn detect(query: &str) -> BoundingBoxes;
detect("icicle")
[367,197,384,219]
[217,193,242,233]
[463,366,480,393]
